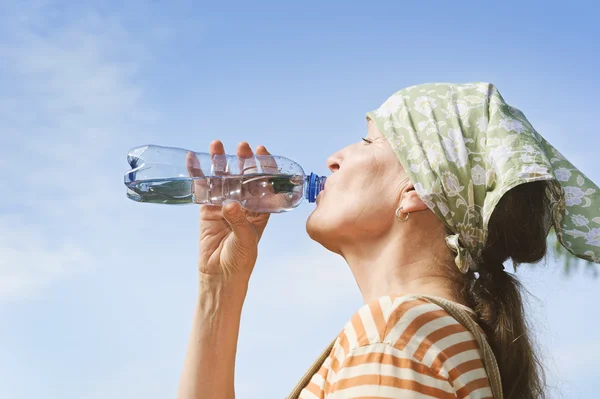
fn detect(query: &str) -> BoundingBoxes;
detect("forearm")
[178,275,248,399]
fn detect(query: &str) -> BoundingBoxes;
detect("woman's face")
[306,120,410,253]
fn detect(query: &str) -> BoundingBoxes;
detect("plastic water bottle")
[124,145,327,213]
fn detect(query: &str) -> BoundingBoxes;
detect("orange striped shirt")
[299,294,492,399]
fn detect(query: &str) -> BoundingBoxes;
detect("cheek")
[307,187,397,245]
[320,187,395,229]
[334,158,381,194]
[310,153,399,227]
[327,165,395,211]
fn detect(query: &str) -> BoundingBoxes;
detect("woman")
[177,83,600,399]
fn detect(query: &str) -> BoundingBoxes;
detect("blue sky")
[1,0,599,397]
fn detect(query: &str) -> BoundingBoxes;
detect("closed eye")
[362,137,374,144]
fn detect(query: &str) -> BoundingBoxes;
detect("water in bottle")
[124,145,326,213]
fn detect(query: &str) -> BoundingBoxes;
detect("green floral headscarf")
[367,82,600,273]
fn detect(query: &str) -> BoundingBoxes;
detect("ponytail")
[459,181,549,398]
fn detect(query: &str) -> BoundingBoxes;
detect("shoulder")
[336,294,484,377]
[307,295,491,398]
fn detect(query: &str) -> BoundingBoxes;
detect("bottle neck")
[305,173,326,203]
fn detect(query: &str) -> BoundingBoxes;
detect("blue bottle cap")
[305,173,327,203]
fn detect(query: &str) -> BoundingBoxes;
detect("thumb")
[222,200,255,244]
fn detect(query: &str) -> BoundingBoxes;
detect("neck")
[340,230,462,305]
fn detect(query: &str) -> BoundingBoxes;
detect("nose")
[326,150,342,173]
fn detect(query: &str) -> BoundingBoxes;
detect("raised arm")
[177,141,273,399]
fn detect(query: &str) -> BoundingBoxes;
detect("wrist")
[199,273,248,305]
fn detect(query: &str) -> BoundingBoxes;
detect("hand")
[187,141,275,283]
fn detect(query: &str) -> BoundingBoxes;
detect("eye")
[362,137,374,144]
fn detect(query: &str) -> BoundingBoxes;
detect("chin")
[305,207,342,254]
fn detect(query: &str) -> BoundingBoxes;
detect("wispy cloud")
[0,215,91,301]
[0,1,158,300]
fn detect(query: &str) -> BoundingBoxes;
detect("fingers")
[200,141,279,212]
[207,141,274,175]
[256,145,279,174]
[209,140,225,155]
[237,142,257,175]
[255,145,270,155]
[241,144,293,214]
[210,140,258,175]
[186,151,204,178]
[209,140,227,175]
[237,142,253,158]
[187,151,209,204]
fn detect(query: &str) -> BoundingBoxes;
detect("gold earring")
[395,206,409,222]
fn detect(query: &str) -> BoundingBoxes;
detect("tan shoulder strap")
[416,295,503,399]
[287,296,503,399]
[286,338,336,399]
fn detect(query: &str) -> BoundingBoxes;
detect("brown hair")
[452,181,549,398]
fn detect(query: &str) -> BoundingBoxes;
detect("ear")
[399,185,429,213]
